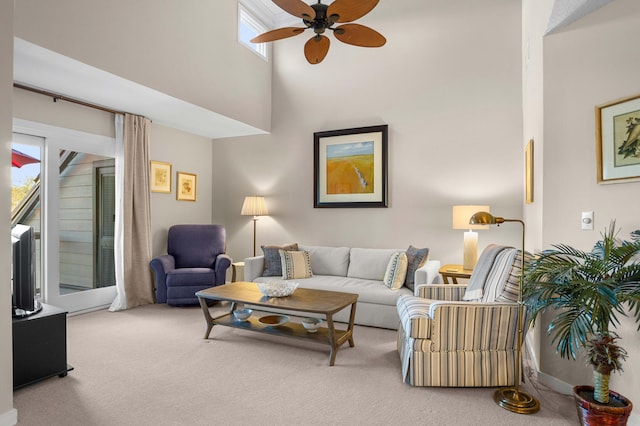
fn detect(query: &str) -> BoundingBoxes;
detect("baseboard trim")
[0,408,17,426]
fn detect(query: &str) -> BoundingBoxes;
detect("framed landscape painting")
[596,93,640,184]
[314,125,388,208]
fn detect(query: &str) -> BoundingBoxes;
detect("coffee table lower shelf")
[213,313,351,347]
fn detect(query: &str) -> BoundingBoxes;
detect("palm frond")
[524,222,640,366]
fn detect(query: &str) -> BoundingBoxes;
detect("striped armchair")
[396,245,524,387]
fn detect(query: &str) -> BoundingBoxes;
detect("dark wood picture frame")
[314,125,388,208]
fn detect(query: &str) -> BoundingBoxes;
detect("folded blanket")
[462,244,512,301]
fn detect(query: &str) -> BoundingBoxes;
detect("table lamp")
[469,210,540,415]
[241,196,269,256]
[452,205,490,270]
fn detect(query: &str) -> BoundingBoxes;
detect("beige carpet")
[13,303,576,425]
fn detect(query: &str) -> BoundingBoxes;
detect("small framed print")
[150,161,171,193]
[596,93,640,184]
[176,172,197,201]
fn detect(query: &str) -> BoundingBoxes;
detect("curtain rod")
[13,83,125,116]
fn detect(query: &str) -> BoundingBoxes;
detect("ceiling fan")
[250,0,386,64]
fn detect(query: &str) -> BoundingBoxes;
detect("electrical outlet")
[581,211,594,230]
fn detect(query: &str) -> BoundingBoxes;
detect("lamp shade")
[241,196,269,216]
[452,205,490,230]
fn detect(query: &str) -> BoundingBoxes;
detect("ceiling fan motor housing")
[307,2,338,34]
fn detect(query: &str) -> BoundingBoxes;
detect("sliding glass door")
[13,120,118,313]
[11,133,44,300]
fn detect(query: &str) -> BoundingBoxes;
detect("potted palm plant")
[523,222,640,425]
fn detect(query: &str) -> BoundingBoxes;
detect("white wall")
[540,0,640,407]
[522,0,554,387]
[213,0,524,266]
[0,0,17,424]
[13,0,272,132]
[13,88,115,138]
[149,124,214,257]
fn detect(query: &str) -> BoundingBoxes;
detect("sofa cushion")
[384,251,408,290]
[166,268,217,287]
[404,245,429,290]
[261,243,298,277]
[280,250,313,279]
[347,248,399,281]
[299,245,350,276]
[255,274,412,306]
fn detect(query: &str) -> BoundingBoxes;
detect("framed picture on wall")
[176,172,197,201]
[525,139,534,204]
[596,93,640,184]
[150,161,171,193]
[314,125,388,208]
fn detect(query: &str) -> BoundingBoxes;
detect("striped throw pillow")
[279,250,313,280]
[384,251,408,290]
[496,251,533,302]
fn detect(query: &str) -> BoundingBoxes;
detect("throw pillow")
[496,251,533,303]
[262,243,298,276]
[404,245,429,290]
[383,251,408,290]
[279,250,313,280]
[481,248,518,302]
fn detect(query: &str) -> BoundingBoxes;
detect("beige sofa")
[244,245,441,330]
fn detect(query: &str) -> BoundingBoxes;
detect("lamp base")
[493,387,540,414]
[462,230,478,270]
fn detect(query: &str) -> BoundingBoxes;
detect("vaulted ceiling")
[242,0,615,33]
[14,0,616,139]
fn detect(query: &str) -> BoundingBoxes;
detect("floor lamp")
[469,211,540,415]
[241,196,269,257]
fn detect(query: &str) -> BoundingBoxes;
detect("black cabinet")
[12,303,71,389]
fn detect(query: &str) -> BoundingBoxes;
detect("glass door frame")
[14,118,118,313]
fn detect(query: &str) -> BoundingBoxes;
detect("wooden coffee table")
[196,281,358,366]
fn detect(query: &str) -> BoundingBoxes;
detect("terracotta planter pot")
[574,385,633,426]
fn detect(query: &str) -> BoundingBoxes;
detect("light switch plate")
[581,211,594,230]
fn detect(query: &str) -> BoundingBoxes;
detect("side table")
[439,264,472,284]
[231,261,244,282]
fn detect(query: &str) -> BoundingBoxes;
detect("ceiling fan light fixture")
[254,0,385,64]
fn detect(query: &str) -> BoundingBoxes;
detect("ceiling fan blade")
[333,23,386,47]
[251,27,305,43]
[304,35,330,64]
[273,0,316,21]
[327,0,379,23]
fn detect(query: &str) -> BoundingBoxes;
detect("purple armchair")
[150,224,231,306]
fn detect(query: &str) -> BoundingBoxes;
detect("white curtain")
[109,114,126,311]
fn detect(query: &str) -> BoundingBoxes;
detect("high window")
[238,3,269,60]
